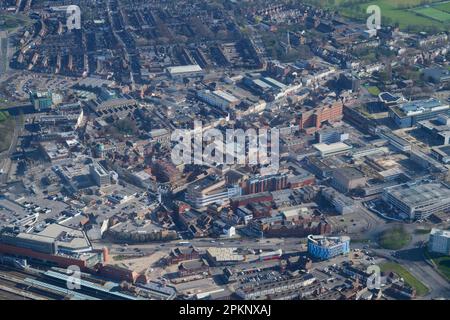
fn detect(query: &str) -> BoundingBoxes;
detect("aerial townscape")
[0,0,450,303]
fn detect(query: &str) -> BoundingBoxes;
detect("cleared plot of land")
[380,262,429,296]
[412,7,450,22]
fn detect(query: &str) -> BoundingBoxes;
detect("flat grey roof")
[386,182,450,206]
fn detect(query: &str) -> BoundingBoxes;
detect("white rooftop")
[430,228,450,238]
[167,65,202,75]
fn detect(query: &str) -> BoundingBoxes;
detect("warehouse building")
[313,142,352,158]
[205,247,245,266]
[197,89,240,111]
[166,64,204,79]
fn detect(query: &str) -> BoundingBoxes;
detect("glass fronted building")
[307,235,350,260]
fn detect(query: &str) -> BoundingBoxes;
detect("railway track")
[0,266,63,300]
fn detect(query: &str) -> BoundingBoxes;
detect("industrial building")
[428,228,450,255]
[313,142,352,157]
[382,181,450,220]
[307,234,350,260]
[205,247,245,266]
[197,89,240,111]
[166,64,204,79]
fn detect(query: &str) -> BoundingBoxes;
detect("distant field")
[308,0,450,32]
[433,1,450,13]
[412,7,450,22]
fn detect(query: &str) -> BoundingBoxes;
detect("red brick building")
[231,192,273,211]
[299,102,343,134]
[165,246,201,265]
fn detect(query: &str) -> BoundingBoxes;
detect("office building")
[298,102,343,134]
[418,115,450,145]
[307,234,350,260]
[89,161,111,187]
[377,128,411,152]
[322,187,355,214]
[315,129,349,144]
[389,98,450,128]
[30,91,53,111]
[428,228,450,255]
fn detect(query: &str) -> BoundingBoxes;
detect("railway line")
[0,266,63,300]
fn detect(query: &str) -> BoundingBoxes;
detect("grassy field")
[367,86,381,96]
[433,1,450,13]
[412,7,450,22]
[378,226,411,250]
[380,262,429,296]
[0,111,9,122]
